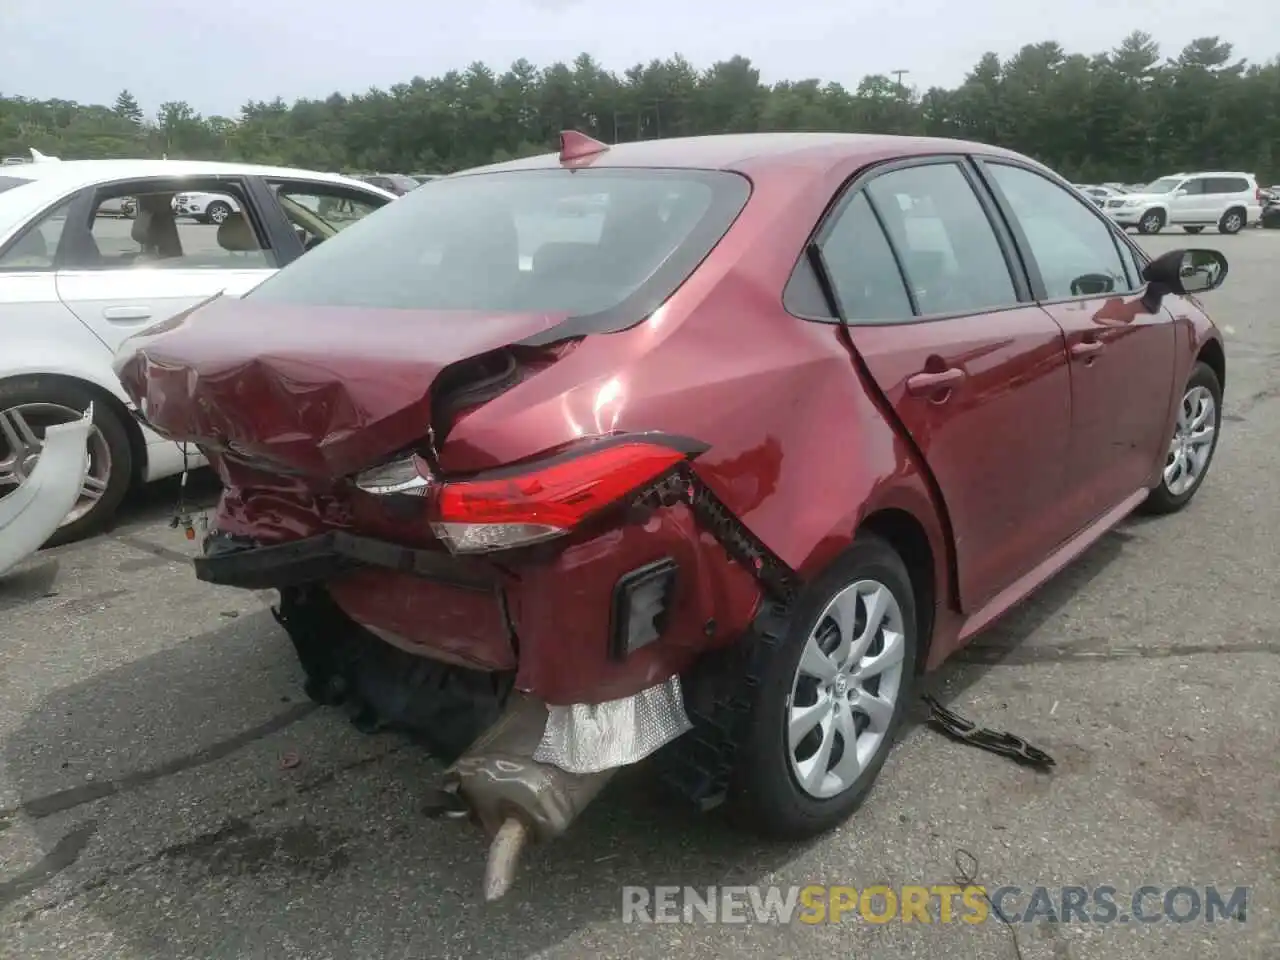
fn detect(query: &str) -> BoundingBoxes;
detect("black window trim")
[53,174,278,272]
[971,156,1150,305]
[783,152,1034,327]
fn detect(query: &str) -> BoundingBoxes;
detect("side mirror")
[1174,188,1188,197]
[1140,248,1227,311]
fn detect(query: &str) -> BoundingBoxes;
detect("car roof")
[6,158,380,192]
[457,132,1028,177]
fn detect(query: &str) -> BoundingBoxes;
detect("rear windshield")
[248,168,751,336]
[0,176,33,195]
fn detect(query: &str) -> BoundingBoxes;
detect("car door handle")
[1070,340,1104,359]
[102,306,153,322]
[905,368,966,397]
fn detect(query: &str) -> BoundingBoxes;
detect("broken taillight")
[433,436,702,554]
[353,435,703,553]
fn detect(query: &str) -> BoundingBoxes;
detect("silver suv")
[1103,171,1264,235]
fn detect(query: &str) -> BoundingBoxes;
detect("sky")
[2,0,1276,118]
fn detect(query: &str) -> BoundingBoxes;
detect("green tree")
[113,89,143,124]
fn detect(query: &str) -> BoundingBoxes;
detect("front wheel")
[1138,210,1165,234]
[0,378,134,547]
[206,201,232,225]
[726,535,918,840]
[1139,362,1222,515]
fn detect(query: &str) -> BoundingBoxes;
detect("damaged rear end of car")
[113,159,775,899]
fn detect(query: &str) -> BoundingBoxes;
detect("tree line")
[1,32,1276,183]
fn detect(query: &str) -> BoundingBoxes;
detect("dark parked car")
[1262,194,1280,228]
[358,173,421,195]
[116,131,1228,900]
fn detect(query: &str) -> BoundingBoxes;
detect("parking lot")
[1,231,1277,960]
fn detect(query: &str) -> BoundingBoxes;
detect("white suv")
[1103,172,1264,235]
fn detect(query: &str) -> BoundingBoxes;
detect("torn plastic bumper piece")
[194,530,498,592]
[0,405,94,577]
[444,676,692,901]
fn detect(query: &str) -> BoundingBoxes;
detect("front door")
[54,178,279,355]
[813,158,1074,612]
[979,160,1176,525]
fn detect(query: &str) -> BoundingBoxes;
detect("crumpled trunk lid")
[113,297,566,478]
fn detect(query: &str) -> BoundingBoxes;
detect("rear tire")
[0,378,133,548]
[1139,362,1222,516]
[1218,208,1245,235]
[726,535,918,840]
[1137,210,1165,234]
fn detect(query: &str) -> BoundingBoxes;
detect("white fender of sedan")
[0,405,94,576]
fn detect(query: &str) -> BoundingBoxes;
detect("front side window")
[1142,177,1184,195]
[865,162,1018,317]
[0,200,71,271]
[269,182,388,251]
[987,163,1131,300]
[248,168,751,332]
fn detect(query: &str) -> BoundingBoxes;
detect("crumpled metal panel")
[533,675,692,774]
[0,406,93,576]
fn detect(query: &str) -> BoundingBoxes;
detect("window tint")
[987,163,1131,299]
[1203,177,1249,194]
[71,186,273,270]
[270,182,387,251]
[0,200,70,271]
[249,169,750,333]
[1178,179,1207,195]
[865,163,1017,316]
[817,192,912,322]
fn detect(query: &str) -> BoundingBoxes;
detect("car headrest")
[217,213,258,252]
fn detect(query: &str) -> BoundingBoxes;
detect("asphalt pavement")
[1,231,1277,960]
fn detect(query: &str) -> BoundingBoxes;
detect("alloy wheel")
[1222,212,1243,233]
[0,403,112,527]
[1163,385,1216,496]
[787,579,907,799]
[1141,212,1162,233]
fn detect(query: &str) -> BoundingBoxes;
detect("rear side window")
[1204,177,1249,194]
[865,163,1018,316]
[249,169,751,333]
[0,176,32,195]
[817,192,913,322]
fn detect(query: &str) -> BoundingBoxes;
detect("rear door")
[1172,176,1210,224]
[977,159,1175,522]
[54,176,279,354]
[806,156,1075,612]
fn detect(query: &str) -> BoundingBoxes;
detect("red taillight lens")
[431,438,696,554]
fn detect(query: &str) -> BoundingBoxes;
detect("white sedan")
[0,158,396,546]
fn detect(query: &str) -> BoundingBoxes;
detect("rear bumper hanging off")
[195,530,498,591]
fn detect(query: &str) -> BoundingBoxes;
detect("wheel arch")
[858,507,942,676]
[1196,336,1226,395]
[0,372,148,486]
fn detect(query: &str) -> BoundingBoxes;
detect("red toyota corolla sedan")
[115,131,1227,897]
